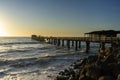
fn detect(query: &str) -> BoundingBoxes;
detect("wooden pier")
[32,30,120,53]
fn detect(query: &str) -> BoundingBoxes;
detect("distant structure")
[31,35,37,39]
[31,35,44,41]
[85,30,120,41]
[85,30,120,37]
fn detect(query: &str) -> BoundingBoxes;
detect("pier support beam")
[72,41,74,47]
[49,38,52,44]
[57,39,60,46]
[51,39,54,44]
[54,39,57,45]
[62,40,64,47]
[75,40,78,51]
[110,42,117,50]
[48,39,50,44]
[99,42,105,53]
[86,41,90,53]
[78,41,81,48]
[67,40,70,49]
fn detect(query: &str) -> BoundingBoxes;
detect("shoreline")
[54,41,120,80]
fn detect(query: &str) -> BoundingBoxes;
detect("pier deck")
[32,35,120,53]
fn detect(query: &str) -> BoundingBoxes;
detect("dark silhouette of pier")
[32,30,120,53]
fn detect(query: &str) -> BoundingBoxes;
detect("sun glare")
[0,23,9,36]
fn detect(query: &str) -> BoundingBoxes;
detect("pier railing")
[42,36,120,43]
[32,35,120,43]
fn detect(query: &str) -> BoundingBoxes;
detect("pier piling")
[86,41,90,53]
[62,40,64,47]
[72,41,74,47]
[57,39,60,46]
[78,41,81,48]
[67,40,70,49]
[75,40,78,51]
[99,42,105,52]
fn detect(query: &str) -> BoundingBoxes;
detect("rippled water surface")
[0,37,102,80]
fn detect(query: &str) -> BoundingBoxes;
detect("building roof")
[85,30,120,35]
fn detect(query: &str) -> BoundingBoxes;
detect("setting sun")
[0,23,9,36]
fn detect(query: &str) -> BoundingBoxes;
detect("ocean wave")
[0,49,32,54]
[0,45,54,54]
[0,51,88,68]
[0,42,41,45]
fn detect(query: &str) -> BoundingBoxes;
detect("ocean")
[0,37,108,80]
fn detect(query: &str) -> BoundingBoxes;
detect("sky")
[0,0,120,37]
